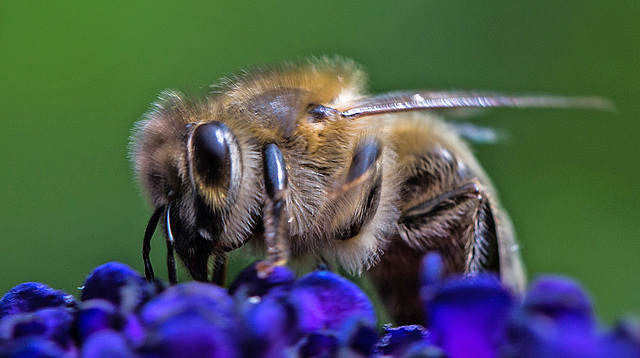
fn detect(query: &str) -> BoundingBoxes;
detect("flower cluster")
[0,254,638,357]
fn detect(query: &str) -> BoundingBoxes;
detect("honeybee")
[130,58,610,324]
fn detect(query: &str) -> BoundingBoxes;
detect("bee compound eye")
[191,121,233,188]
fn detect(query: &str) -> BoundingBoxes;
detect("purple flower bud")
[122,312,145,347]
[0,307,76,354]
[139,282,240,358]
[140,282,234,327]
[140,311,240,358]
[339,318,379,357]
[228,262,296,298]
[75,299,118,343]
[0,282,75,319]
[400,342,448,358]
[600,317,640,358]
[289,270,376,333]
[238,293,300,358]
[81,262,150,310]
[297,332,340,358]
[373,325,430,357]
[521,276,595,332]
[419,252,445,290]
[425,274,513,358]
[0,336,68,358]
[81,330,135,358]
[502,276,599,358]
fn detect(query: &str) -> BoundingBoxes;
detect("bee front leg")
[164,203,178,284]
[210,253,228,286]
[142,207,163,282]
[257,143,289,278]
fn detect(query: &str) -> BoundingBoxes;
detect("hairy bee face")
[131,57,608,324]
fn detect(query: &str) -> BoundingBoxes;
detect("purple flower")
[0,336,69,358]
[75,299,118,343]
[0,258,637,357]
[81,262,152,310]
[600,317,640,358]
[228,262,296,298]
[501,276,600,358]
[423,273,514,358]
[237,293,300,358]
[0,282,75,319]
[81,330,135,357]
[400,342,448,358]
[373,325,431,357]
[288,269,376,333]
[139,282,240,358]
[0,307,76,355]
[339,318,379,357]
[230,262,301,356]
[297,331,340,358]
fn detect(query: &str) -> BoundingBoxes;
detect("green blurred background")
[1,2,638,323]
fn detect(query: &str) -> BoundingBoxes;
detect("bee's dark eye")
[191,121,232,188]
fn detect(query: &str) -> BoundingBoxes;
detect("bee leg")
[165,203,178,284]
[400,182,500,273]
[210,253,228,286]
[369,182,500,325]
[332,137,381,199]
[256,143,289,278]
[142,206,163,282]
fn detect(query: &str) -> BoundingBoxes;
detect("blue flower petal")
[76,299,117,343]
[228,262,296,298]
[425,274,513,358]
[140,282,235,327]
[521,276,595,333]
[400,341,448,358]
[501,276,600,358]
[600,317,640,358]
[373,325,430,357]
[238,294,300,358]
[0,336,68,358]
[419,252,445,292]
[0,307,75,354]
[288,270,376,333]
[81,262,150,310]
[81,330,135,358]
[122,312,145,347]
[339,318,379,357]
[0,283,75,319]
[297,332,340,358]
[140,311,240,358]
[139,282,240,358]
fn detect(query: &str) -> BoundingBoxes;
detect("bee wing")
[448,122,510,145]
[337,91,614,119]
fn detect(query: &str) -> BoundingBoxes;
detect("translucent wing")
[337,91,614,119]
